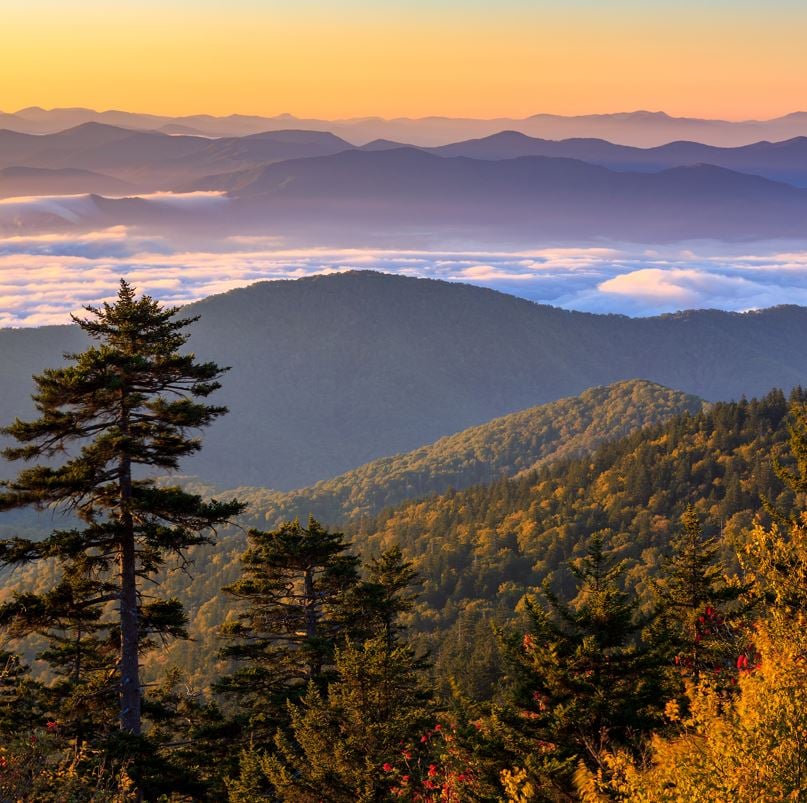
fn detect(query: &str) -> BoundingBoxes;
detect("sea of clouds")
[2,224,807,326]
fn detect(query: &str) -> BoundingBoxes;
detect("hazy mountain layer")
[3,122,807,241]
[8,149,807,242]
[214,149,807,241]
[1,273,806,489]
[427,131,807,187]
[7,107,807,147]
[0,166,134,198]
[0,124,355,191]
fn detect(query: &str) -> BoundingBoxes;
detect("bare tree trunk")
[119,448,143,803]
[304,567,320,679]
[118,392,141,737]
[119,509,141,735]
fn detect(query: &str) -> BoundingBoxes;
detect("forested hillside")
[361,388,796,614]
[130,387,798,691]
[229,380,702,527]
[2,385,793,693]
[123,386,807,801]
[2,273,807,490]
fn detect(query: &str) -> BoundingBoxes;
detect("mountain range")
[0,166,134,198]
[6,107,807,147]
[5,122,807,192]
[1,272,807,490]
[4,121,807,241]
[424,130,807,188]
[4,116,807,247]
[0,123,354,191]
[212,148,807,241]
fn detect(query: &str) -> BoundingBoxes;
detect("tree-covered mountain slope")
[357,388,799,623]
[229,379,703,527]
[1,387,799,690]
[2,273,807,490]
[145,389,802,685]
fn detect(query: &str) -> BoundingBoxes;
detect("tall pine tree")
[0,280,243,749]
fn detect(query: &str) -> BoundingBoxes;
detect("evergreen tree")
[144,667,241,800]
[654,505,748,682]
[346,545,419,651]
[0,557,120,753]
[0,281,243,781]
[216,517,361,738]
[261,636,434,803]
[227,546,447,803]
[501,531,664,800]
[432,603,504,702]
[0,650,43,737]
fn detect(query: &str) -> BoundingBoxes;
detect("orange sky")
[3,1,806,120]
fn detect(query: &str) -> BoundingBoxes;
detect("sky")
[3,0,807,120]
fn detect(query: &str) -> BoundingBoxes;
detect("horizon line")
[4,105,807,125]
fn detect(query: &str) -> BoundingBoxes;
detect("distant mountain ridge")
[3,121,807,241]
[426,130,807,187]
[5,106,807,147]
[213,148,807,241]
[4,124,807,240]
[1,273,807,490]
[0,124,355,191]
[7,122,807,192]
[0,165,134,198]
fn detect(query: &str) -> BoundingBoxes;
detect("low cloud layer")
[2,227,807,326]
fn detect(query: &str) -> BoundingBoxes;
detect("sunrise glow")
[3,0,807,120]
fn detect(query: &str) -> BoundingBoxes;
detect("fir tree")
[344,544,419,652]
[654,505,748,682]
[432,603,504,702]
[262,636,434,803]
[0,649,43,737]
[216,517,361,738]
[229,546,436,803]
[501,531,665,799]
[0,282,243,769]
[0,557,120,754]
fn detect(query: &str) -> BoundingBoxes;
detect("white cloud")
[599,268,759,303]
[1,228,807,324]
